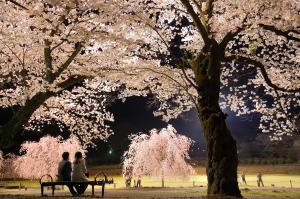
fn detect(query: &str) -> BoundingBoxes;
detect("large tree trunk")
[193,44,241,197]
[0,91,54,148]
[198,106,241,197]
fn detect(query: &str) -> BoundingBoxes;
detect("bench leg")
[52,185,55,196]
[102,184,105,198]
[41,185,44,196]
[92,184,94,196]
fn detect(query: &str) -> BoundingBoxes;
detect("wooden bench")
[40,172,113,197]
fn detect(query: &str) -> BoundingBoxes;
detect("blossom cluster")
[122,125,195,179]
[0,135,85,179]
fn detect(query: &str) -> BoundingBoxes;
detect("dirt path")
[1,187,300,199]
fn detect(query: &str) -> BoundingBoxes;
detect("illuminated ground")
[1,187,300,198]
[1,165,300,198]
[1,174,300,189]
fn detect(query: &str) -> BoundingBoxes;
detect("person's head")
[62,152,69,161]
[74,151,83,164]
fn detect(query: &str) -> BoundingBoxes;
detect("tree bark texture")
[193,44,242,197]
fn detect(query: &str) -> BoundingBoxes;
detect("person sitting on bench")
[57,152,77,196]
[72,151,89,195]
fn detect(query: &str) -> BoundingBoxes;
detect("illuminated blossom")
[13,135,85,179]
[122,125,195,179]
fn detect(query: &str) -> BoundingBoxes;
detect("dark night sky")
[88,96,259,164]
[110,96,259,142]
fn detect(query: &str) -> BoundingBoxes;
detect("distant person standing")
[123,171,132,188]
[136,175,142,188]
[125,175,132,188]
[241,172,247,185]
[257,172,264,187]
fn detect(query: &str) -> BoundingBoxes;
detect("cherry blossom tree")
[113,0,300,196]
[12,135,85,179]
[122,125,195,187]
[0,0,192,150]
[0,0,140,147]
[26,78,121,148]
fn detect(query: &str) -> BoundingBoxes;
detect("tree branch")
[274,90,295,128]
[224,54,300,93]
[180,0,210,44]
[50,39,66,52]
[191,0,203,14]
[259,24,300,42]
[57,75,88,90]
[204,0,214,17]
[53,42,83,80]
[6,0,28,10]
[132,12,170,50]
[44,40,54,83]
[219,27,244,51]
[219,14,249,50]
[138,66,199,110]
[178,64,198,90]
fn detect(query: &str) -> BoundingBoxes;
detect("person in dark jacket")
[257,172,264,187]
[58,152,77,196]
[241,171,247,185]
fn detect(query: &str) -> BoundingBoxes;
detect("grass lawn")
[1,174,300,189]
[241,188,300,198]
[1,164,300,189]
[88,163,300,176]
[88,164,300,189]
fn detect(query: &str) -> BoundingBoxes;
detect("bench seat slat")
[41,181,112,186]
[40,172,113,197]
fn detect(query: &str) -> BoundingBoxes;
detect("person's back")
[58,160,72,181]
[58,160,66,180]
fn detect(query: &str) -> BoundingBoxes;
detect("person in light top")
[72,151,89,195]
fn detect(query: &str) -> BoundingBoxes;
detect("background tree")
[115,0,300,196]
[122,125,195,187]
[11,135,85,179]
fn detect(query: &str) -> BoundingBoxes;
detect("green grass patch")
[241,189,300,198]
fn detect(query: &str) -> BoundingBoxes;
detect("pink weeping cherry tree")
[12,135,85,179]
[122,125,195,187]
